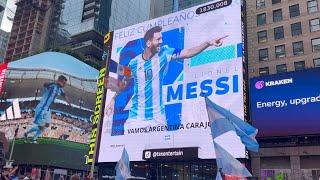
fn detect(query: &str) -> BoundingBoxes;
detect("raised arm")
[175,35,228,60]
[61,93,71,106]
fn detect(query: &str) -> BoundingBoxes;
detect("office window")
[276,64,287,73]
[258,30,267,43]
[308,0,318,13]
[314,58,320,67]
[257,0,266,9]
[289,4,300,18]
[312,38,320,52]
[259,48,268,61]
[291,22,302,36]
[259,67,269,76]
[275,45,286,58]
[310,18,320,32]
[293,41,304,55]
[311,170,320,180]
[257,13,266,26]
[294,61,305,70]
[272,0,281,4]
[274,26,284,40]
[273,9,283,22]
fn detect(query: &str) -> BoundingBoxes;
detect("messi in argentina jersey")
[127,45,181,121]
[36,83,65,111]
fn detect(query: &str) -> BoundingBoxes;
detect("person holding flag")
[115,148,131,180]
[205,97,259,178]
[115,148,146,180]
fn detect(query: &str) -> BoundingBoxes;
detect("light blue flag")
[115,148,131,180]
[205,98,258,136]
[233,122,259,152]
[206,98,259,152]
[210,117,235,138]
[214,141,252,177]
[216,171,223,180]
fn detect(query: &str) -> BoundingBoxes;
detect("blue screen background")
[250,68,320,137]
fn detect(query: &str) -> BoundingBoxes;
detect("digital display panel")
[98,0,246,162]
[251,68,320,137]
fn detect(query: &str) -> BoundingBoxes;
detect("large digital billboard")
[250,68,320,137]
[98,0,247,162]
[0,52,97,145]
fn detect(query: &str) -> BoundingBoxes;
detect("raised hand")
[208,35,229,47]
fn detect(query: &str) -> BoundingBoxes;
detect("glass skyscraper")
[162,0,213,16]
[0,0,7,62]
[57,0,215,68]
[0,0,7,24]
[108,0,152,31]
[59,0,111,36]
[0,29,8,62]
[60,0,94,36]
[108,0,214,31]
[58,0,112,69]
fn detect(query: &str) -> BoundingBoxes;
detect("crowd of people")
[0,165,94,180]
[0,112,90,144]
[19,101,92,124]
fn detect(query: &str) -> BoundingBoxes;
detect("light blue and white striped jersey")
[36,83,65,111]
[128,45,181,120]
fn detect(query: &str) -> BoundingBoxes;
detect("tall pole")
[8,137,15,162]
[9,124,19,163]
[173,0,179,12]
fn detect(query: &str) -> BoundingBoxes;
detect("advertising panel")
[99,0,246,162]
[250,68,320,137]
[0,52,97,146]
[0,63,7,94]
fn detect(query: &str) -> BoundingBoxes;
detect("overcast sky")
[1,0,16,32]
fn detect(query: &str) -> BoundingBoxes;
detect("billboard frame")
[95,0,249,164]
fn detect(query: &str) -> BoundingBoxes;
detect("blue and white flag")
[215,171,223,180]
[115,148,131,180]
[214,141,252,177]
[206,97,259,177]
[206,98,259,152]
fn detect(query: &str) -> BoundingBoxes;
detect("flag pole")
[8,136,15,161]
[8,124,19,165]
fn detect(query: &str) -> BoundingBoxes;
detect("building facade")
[4,0,56,62]
[0,0,16,33]
[246,0,320,179]
[247,0,320,77]
[0,29,8,62]
[0,0,6,22]
[108,0,152,31]
[60,0,110,36]
[59,0,112,69]
[0,0,8,62]
[150,0,213,18]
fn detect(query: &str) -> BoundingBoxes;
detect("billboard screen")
[250,68,320,137]
[98,0,246,162]
[0,52,97,146]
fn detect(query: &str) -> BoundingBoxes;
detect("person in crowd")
[70,174,80,180]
